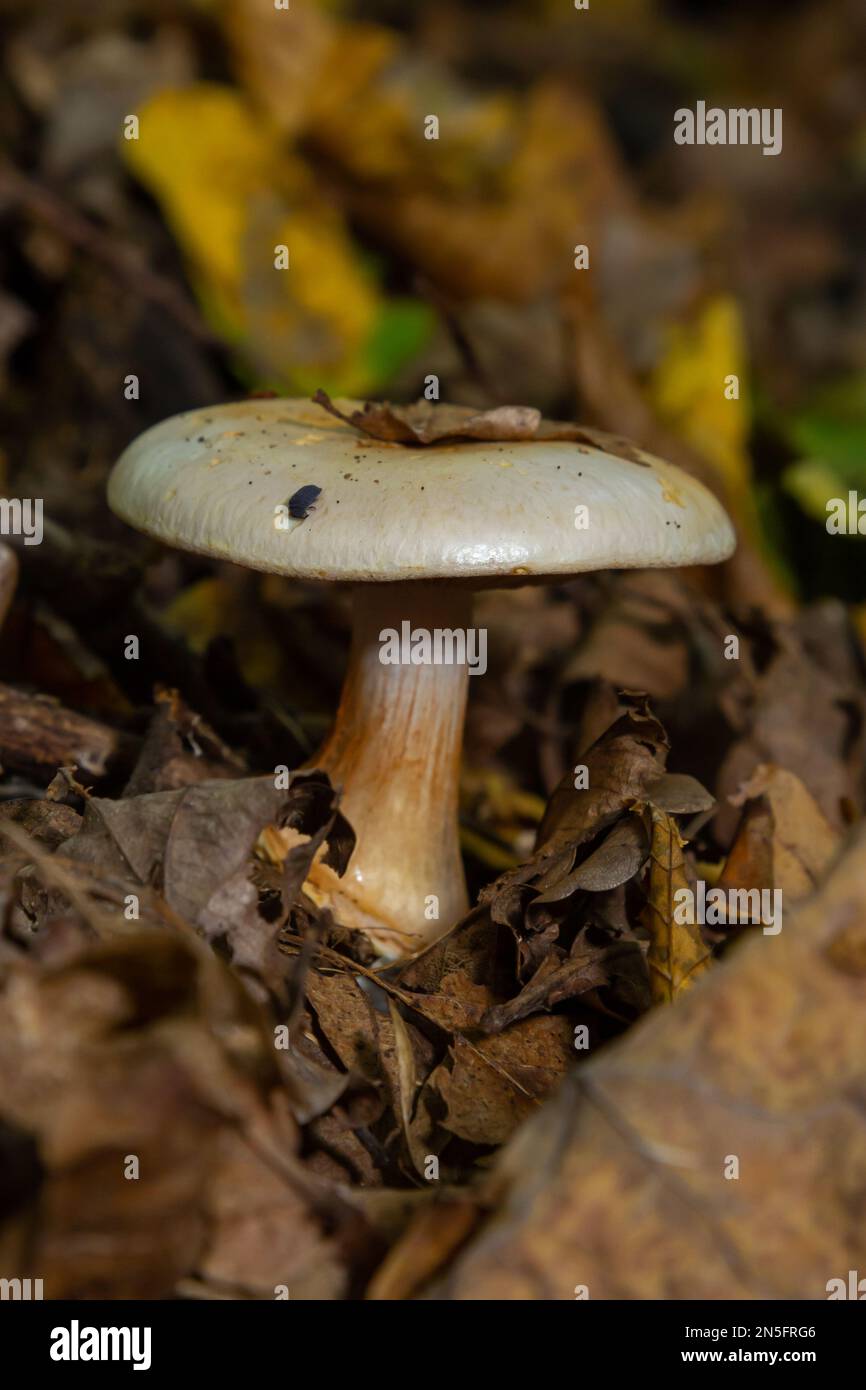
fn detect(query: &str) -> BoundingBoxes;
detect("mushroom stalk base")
[307,582,471,960]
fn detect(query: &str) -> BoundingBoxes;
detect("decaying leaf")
[641,804,711,1004]
[0,931,282,1297]
[717,605,864,834]
[419,975,574,1148]
[195,1128,348,1300]
[366,1197,480,1301]
[400,965,489,1033]
[721,763,839,903]
[533,814,649,903]
[646,773,716,816]
[338,81,627,302]
[419,823,866,1301]
[312,389,648,463]
[478,941,612,1034]
[561,572,695,701]
[387,997,432,1178]
[304,968,432,1133]
[479,695,669,935]
[433,1019,573,1149]
[59,770,353,986]
[535,695,670,859]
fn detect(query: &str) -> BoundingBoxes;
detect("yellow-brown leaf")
[642,805,711,1003]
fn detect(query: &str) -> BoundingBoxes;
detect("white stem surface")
[308,582,471,958]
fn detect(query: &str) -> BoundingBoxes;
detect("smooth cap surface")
[107,398,736,582]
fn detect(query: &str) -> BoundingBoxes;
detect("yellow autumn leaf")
[237,201,381,393]
[121,83,424,394]
[649,295,751,510]
[641,804,712,1004]
[123,84,286,339]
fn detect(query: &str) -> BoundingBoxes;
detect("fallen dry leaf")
[423,976,573,1148]
[534,695,669,862]
[479,940,617,1034]
[0,931,284,1297]
[721,763,839,903]
[312,389,648,463]
[419,822,866,1299]
[304,968,433,1132]
[60,770,353,989]
[641,804,712,1003]
[196,1128,348,1300]
[718,608,865,833]
[366,1196,479,1301]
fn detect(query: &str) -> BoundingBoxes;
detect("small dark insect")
[287,483,322,520]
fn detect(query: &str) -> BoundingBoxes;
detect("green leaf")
[782,377,866,518]
[362,300,435,386]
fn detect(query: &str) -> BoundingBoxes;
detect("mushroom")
[107,397,735,959]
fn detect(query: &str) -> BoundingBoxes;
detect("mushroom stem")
[308,581,471,959]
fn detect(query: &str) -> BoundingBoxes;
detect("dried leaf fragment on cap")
[312,389,649,463]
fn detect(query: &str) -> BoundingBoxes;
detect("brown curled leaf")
[312,390,649,464]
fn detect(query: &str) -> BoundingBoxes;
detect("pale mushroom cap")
[108,398,735,582]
